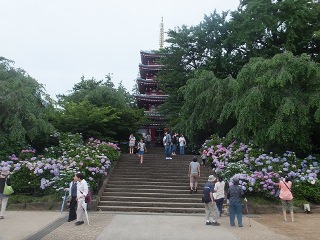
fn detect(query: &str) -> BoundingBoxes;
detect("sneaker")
[205,222,212,225]
[75,221,84,225]
[168,157,172,159]
[239,224,243,227]
[165,157,170,160]
[212,222,220,226]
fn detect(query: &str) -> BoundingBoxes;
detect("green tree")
[0,57,55,157]
[220,52,320,154]
[178,70,235,143]
[53,75,146,142]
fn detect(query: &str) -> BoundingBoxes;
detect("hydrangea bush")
[0,133,120,196]
[201,136,320,203]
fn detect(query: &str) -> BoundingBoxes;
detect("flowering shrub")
[0,133,120,196]
[201,137,320,203]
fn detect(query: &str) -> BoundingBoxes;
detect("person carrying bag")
[278,176,294,222]
[0,167,14,219]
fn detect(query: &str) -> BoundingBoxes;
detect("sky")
[0,0,239,99]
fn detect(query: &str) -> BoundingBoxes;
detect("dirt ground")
[253,213,320,240]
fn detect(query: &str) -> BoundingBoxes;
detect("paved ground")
[0,211,319,240]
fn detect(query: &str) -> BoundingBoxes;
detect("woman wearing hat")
[0,167,12,219]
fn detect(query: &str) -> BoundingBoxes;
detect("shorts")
[138,150,144,155]
[281,199,293,211]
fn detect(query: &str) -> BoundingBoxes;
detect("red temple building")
[135,50,168,145]
[135,18,167,145]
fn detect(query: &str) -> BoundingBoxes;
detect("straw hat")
[208,175,216,182]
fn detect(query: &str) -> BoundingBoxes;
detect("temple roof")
[140,50,164,65]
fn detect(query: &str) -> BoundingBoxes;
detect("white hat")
[208,175,216,182]
[1,167,9,175]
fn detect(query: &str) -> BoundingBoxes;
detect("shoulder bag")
[3,178,14,195]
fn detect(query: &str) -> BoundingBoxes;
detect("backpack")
[85,190,92,204]
[201,186,211,203]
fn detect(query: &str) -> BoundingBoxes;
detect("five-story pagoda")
[134,18,167,145]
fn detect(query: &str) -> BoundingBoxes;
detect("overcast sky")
[0,0,239,99]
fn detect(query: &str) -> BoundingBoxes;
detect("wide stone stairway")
[97,147,213,213]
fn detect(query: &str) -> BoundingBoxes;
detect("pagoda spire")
[159,17,164,49]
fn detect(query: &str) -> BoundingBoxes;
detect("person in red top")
[278,176,294,222]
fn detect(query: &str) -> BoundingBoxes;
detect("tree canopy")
[159,0,320,154]
[0,57,55,156]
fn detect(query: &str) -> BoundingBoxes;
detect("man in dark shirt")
[227,179,245,227]
[203,175,220,226]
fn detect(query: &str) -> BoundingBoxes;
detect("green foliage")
[293,181,320,203]
[0,57,55,158]
[221,52,320,153]
[158,0,320,154]
[53,75,146,142]
[10,165,52,196]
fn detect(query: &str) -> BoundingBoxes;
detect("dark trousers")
[68,196,77,221]
[215,197,224,214]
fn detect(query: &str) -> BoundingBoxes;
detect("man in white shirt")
[75,172,89,226]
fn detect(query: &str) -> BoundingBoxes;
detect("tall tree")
[0,57,55,156]
[53,74,146,142]
[220,52,320,153]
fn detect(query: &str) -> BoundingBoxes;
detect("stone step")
[98,201,204,208]
[106,180,206,186]
[98,206,205,214]
[104,187,201,194]
[102,192,202,198]
[105,184,204,189]
[99,196,203,203]
[97,148,211,214]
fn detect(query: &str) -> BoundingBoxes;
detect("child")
[201,150,208,166]
[137,139,146,164]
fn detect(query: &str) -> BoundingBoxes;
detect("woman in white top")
[214,176,225,217]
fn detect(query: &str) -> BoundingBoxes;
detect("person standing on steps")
[201,150,208,166]
[75,172,88,226]
[146,133,151,148]
[171,133,177,156]
[188,156,200,193]
[214,176,225,217]
[164,128,172,160]
[137,138,146,164]
[0,167,12,219]
[203,175,220,226]
[278,176,294,222]
[179,134,186,155]
[129,134,136,154]
[227,178,245,227]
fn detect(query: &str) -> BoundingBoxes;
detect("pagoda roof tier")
[135,94,168,108]
[137,78,162,94]
[139,64,163,79]
[144,111,165,118]
[140,50,164,65]
[139,64,163,71]
[141,123,166,129]
[137,78,158,85]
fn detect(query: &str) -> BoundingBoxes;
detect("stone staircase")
[97,147,213,213]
